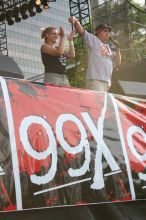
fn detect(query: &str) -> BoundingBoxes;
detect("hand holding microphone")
[109,35,120,52]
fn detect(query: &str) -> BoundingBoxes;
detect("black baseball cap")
[95,24,112,33]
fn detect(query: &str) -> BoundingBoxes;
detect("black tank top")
[41,51,67,75]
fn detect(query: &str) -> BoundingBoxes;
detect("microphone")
[109,35,120,48]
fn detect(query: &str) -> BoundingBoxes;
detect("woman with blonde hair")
[41,26,75,85]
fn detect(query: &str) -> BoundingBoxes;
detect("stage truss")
[0,0,57,55]
[0,0,90,55]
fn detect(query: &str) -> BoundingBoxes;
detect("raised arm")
[57,26,65,55]
[115,47,121,66]
[68,16,85,37]
[109,37,121,66]
[65,29,75,58]
[113,40,121,66]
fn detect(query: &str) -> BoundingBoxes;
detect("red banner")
[0,78,146,212]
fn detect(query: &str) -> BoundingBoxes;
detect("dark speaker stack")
[0,55,24,79]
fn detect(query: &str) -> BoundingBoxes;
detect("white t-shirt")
[83,31,114,86]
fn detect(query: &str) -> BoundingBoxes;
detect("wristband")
[69,40,74,46]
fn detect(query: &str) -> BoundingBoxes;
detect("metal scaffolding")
[69,0,90,28]
[0,0,90,55]
[0,20,8,56]
[0,1,8,55]
[0,0,57,55]
[0,0,29,55]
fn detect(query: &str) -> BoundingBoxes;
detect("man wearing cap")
[68,16,121,92]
